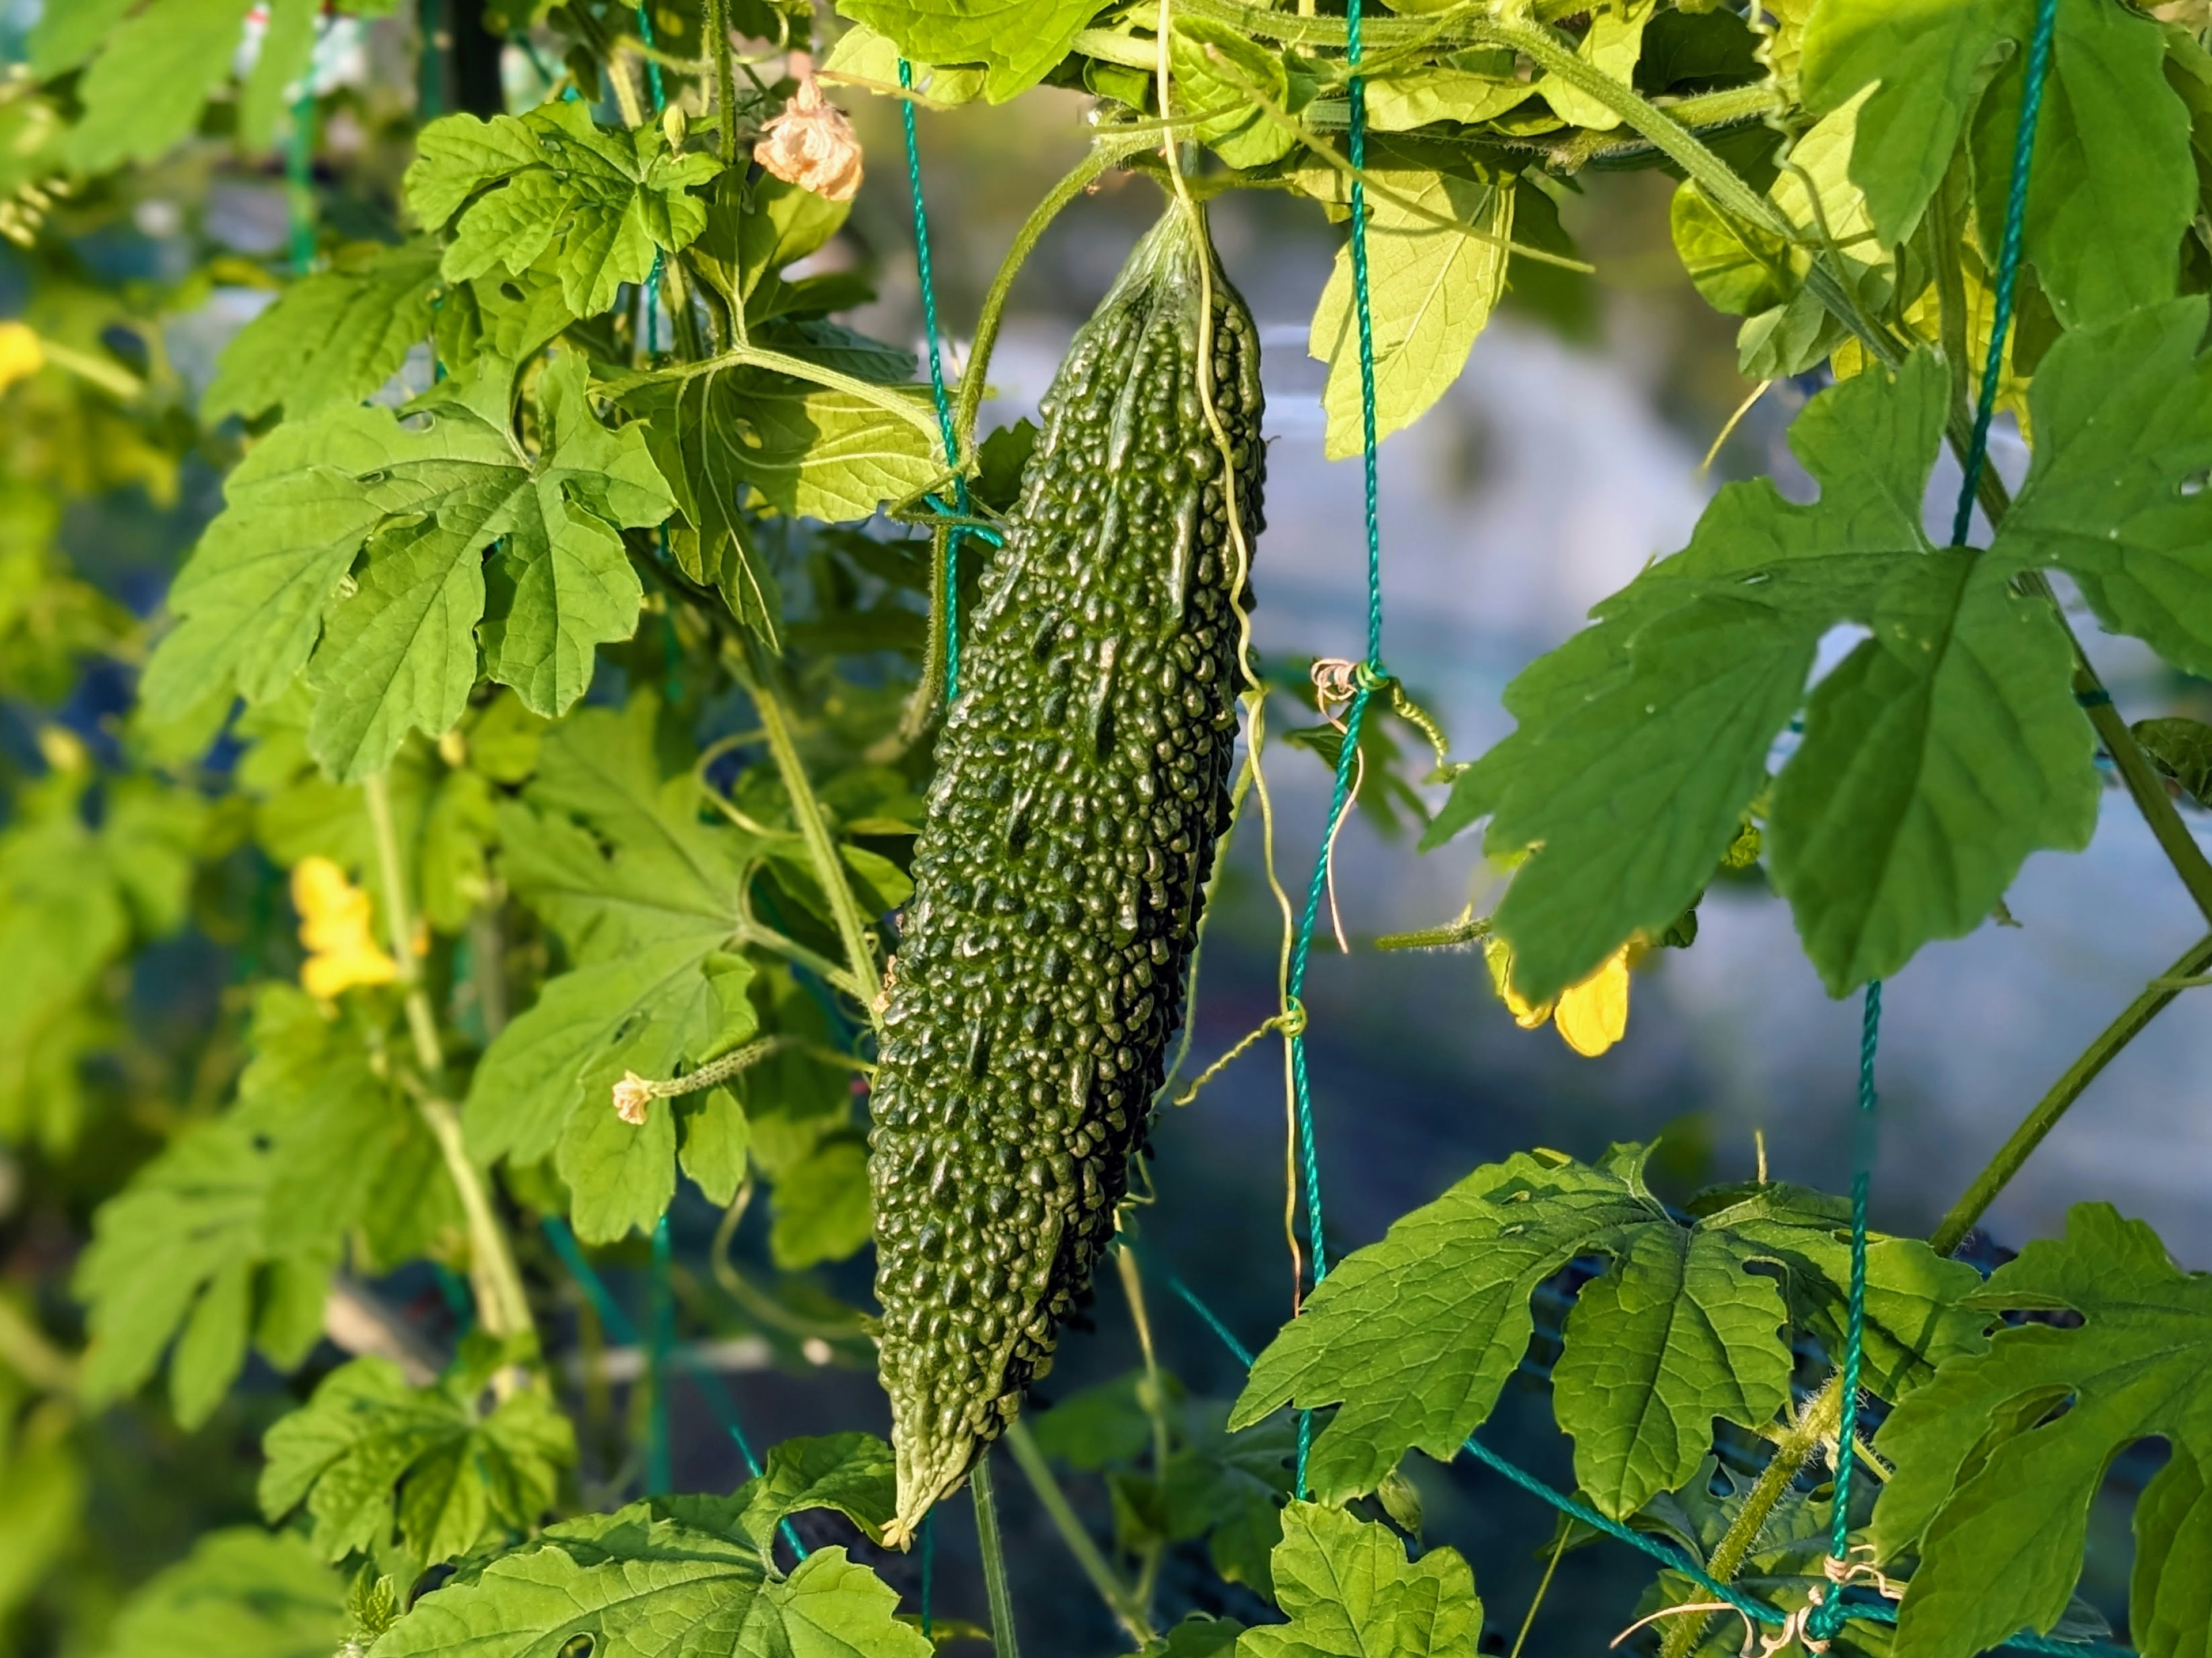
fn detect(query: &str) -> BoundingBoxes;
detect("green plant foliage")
[1873,1204,2212,1658]
[372,1436,923,1658]
[1431,346,2109,1000]
[97,1529,349,1658]
[144,351,675,779]
[404,102,721,320]
[260,1340,575,1568]
[16,1,2212,1652]
[1236,1502,1482,1658]
[205,241,445,423]
[1233,1144,1980,1517]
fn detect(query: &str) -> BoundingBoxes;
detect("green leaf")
[0,1402,82,1629]
[1364,51,1527,132]
[28,0,138,77]
[2133,716,2212,807]
[63,0,252,176]
[74,1116,338,1427]
[832,0,1106,102]
[1872,1204,2212,1658]
[1967,0,2192,328]
[1132,1615,1246,1658]
[768,1131,873,1269]
[1806,0,2194,325]
[1535,0,1657,130]
[206,241,444,423]
[1232,1146,1979,1517]
[234,983,460,1269]
[465,697,768,1241]
[370,1494,930,1658]
[622,356,942,541]
[1995,298,2212,680]
[1801,0,1993,245]
[1765,548,2094,992]
[1164,1404,1297,1597]
[733,1432,899,1546]
[1029,1372,1161,1471]
[1443,341,2116,999]
[100,1529,348,1658]
[404,101,721,320]
[262,1350,574,1567]
[1170,20,1296,170]
[1308,164,1512,460]
[1236,1502,1481,1658]
[146,352,672,779]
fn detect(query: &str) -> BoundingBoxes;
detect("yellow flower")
[291,856,399,999]
[1484,935,1631,1058]
[0,322,44,394]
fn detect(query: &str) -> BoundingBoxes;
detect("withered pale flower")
[756,76,863,203]
[612,1071,653,1126]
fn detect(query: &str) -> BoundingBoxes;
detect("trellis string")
[1808,0,2058,1637]
[1285,0,1385,1501]
[541,1217,809,1557]
[898,58,971,701]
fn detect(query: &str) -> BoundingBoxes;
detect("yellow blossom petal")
[0,321,43,394]
[1483,935,1555,1029]
[291,856,398,997]
[1553,946,1631,1057]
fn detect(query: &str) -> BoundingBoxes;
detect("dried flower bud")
[756,77,863,203]
[612,1071,652,1125]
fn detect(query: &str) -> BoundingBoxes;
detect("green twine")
[634,5,666,113]
[897,58,969,704]
[647,1215,675,1493]
[540,1217,807,1557]
[1807,0,2054,1633]
[1287,0,1385,1503]
[1949,0,2059,549]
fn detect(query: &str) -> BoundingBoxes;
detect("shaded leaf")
[1236,1502,1480,1658]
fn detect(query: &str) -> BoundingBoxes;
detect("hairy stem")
[740,660,882,1007]
[363,773,532,1343]
[1003,1420,1156,1647]
[1658,1387,1842,1658]
[949,136,1149,450]
[972,1455,1022,1658]
[1117,1249,1173,1489]
[706,0,738,167]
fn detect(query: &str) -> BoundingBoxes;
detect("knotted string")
[1286,0,1386,1502]
[898,58,971,702]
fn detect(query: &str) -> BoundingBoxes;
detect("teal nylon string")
[1949,0,2059,548]
[286,88,316,276]
[647,1214,675,1492]
[635,5,666,113]
[897,58,968,703]
[540,1217,808,1557]
[1146,1247,2133,1657]
[1809,0,2055,1633]
[1288,0,1385,1503]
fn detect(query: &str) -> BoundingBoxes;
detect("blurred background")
[3,7,2208,1653]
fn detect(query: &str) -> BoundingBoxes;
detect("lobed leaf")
[1236,1503,1480,1658]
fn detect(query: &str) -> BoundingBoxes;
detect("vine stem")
[739,659,882,1006]
[972,1455,1022,1658]
[362,772,533,1344]
[704,0,737,167]
[1118,1247,1172,1616]
[1661,929,2212,1655]
[0,1298,74,1394]
[1002,1420,1157,1648]
[1930,929,2212,1254]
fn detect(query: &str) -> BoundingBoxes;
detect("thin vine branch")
[1003,1420,1157,1647]
[972,1455,1022,1658]
[363,772,533,1345]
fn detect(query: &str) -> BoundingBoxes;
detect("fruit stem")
[972,1454,1022,1658]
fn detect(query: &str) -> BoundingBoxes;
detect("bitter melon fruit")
[869,203,1265,1541]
